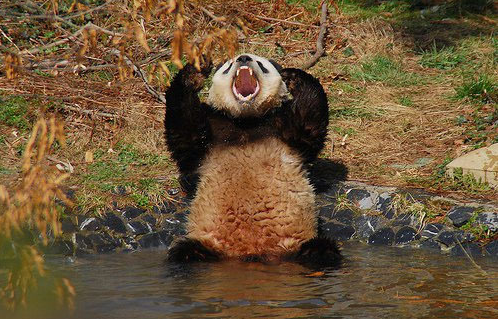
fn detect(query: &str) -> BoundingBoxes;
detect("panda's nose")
[236,55,252,64]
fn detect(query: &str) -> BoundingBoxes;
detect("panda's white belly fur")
[187,137,317,258]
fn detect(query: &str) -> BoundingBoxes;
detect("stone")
[332,209,355,225]
[154,201,177,214]
[46,240,74,255]
[368,228,395,246]
[437,231,474,247]
[484,241,498,257]
[395,226,420,245]
[126,221,149,235]
[79,217,103,231]
[477,212,498,231]
[393,214,416,227]
[354,215,383,239]
[167,188,180,196]
[138,232,162,248]
[322,222,355,241]
[347,189,375,209]
[420,239,441,250]
[450,243,482,257]
[377,193,395,219]
[61,217,77,233]
[318,204,335,219]
[157,230,174,246]
[421,223,444,239]
[446,143,498,187]
[102,212,127,234]
[75,234,93,250]
[121,206,145,220]
[447,206,475,227]
[142,214,157,228]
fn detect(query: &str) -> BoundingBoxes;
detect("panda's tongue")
[234,68,258,97]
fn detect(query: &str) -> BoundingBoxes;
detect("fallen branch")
[301,1,328,70]
[109,49,166,104]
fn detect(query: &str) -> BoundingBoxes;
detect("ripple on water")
[2,242,497,319]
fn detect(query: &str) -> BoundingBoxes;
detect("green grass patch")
[419,43,466,70]
[338,0,411,19]
[330,126,357,136]
[0,96,32,131]
[455,75,497,104]
[399,96,414,107]
[348,55,420,86]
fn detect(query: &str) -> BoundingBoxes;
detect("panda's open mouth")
[232,66,260,101]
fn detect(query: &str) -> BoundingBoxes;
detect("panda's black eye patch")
[257,61,269,74]
[222,62,233,74]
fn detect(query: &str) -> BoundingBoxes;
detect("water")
[4,242,498,318]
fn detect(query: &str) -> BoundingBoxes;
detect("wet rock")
[377,193,395,219]
[138,232,162,248]
[451,243,482,257]
[102,212,127,234]
[61,217,77,233]
[157,230,174,246]
[46,240,74,255]
[322,222,355,241]
[477,212,498,231]
[122,206,145,220]
[332,209,355,225]
[354,215,383,239]
[447,206,474,227]
[420,239,441,250]
[395,226,420,245]
[347,189,374,209]
[368,228,395,246]
[154,201,177,214]
[79,217,103,231]
[437,231,474,247]
[75,234,93,250]
[393,214,416,227]
[324,184,345,198]
[123,237,139,250]
[421,223,444,239]
[484,241,498,257]
[127,221,149,235]
[168,188,180,196]
[319,204,334,219]
[142,214,157,229]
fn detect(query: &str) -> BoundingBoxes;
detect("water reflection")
[2,242,497,319]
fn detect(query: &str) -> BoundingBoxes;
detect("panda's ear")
[269,59,283,72]
[214,62,224,73]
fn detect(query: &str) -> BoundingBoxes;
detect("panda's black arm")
[164,64,212,184]
[275,68,329,163]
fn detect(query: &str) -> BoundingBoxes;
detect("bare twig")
[242,10,319,28]
[109,49,166,104]
[63,0,115,20]
[59,104,120,119]
[301,1,328,70]
[19,22,123,55]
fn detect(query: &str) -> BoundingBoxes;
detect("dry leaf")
[134,22,151,52]
[85,151,94,163]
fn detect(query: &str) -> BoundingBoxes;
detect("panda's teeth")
[236,69,240,76]
[249,68,253,75]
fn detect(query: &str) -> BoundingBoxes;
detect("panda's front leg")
[275,68,329,164]
[164,62,213,194]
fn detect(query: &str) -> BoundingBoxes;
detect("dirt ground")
[1,0,496,212]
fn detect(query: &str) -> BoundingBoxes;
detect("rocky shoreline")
[49,180,498,260]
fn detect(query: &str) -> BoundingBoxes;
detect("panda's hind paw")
[166,238,220,263]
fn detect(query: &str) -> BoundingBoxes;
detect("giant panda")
[164,53,341,266]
